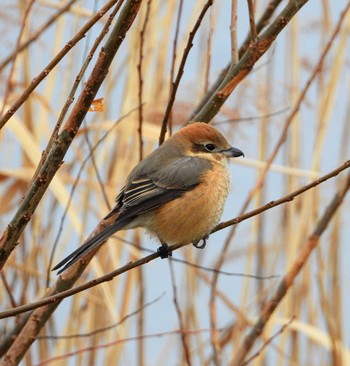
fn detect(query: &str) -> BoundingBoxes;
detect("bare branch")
[158,0,213,145]
[0,0,122,129]
[230,0,239,65]
[0,0,78,72]
[0,160,348,321]
[192,0,308,122]
[229,171,350,366]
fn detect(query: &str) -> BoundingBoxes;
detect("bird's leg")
[192,235,209,249]
[157,242,172,259]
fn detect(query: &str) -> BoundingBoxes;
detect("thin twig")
[137,0,152,161]
[38,292,164,340]
[204,6,214,93]
[0,271,17,309]
[0,0,35,117]
[0,0,121,129]
[171,258,278,280]
[168,0,184,136]
[0,0,77,72]
[231,0,239,65]
[240,316,295,366]
[169,260,192,366]
[212,106,289,124]
[158,0,213,145]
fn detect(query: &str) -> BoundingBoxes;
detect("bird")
[53,122,244,274]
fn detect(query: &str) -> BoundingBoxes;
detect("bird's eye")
[205,143,216,151]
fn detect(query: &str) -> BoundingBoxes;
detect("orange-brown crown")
[176,122,231,149]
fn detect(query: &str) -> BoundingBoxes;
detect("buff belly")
[146,164,231,244]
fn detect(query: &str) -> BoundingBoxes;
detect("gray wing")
[107,156,212,220]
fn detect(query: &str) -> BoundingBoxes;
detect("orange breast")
[146,163,231,244]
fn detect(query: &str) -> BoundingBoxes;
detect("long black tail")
[52,220,126,275]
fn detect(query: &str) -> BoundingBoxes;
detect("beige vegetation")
[0,0,350,365]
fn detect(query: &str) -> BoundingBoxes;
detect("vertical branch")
[137,0,152,161]
[158,0,213,145]
[168,0,184,136]
[133,232,145,366]
[168,260,193,366]
[0,0,35,117]
[246,0,257,42]
[230,0,239,65]
[210,297,222,366]
[204,6,214,92]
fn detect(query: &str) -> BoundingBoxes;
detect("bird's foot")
[157,243,172,259]
[192,235,208,249]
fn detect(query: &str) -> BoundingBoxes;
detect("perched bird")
[53,122,244,274]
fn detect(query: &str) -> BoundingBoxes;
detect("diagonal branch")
[229,170,350,366]
[0,160,348,321]
[0,0,122,129]
[189,0,284,121]
[0,0,78,72]
[0,0,140,271]
[192,0,308,122]
[0,1,143,364]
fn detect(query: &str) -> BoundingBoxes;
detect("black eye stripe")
[192,143,217,153]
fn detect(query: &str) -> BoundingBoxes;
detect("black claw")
[157,244,172,259]
[192,236,208,249]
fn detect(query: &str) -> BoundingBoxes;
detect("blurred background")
[0,0,349,365]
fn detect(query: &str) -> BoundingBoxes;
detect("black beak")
[222,146,244,158]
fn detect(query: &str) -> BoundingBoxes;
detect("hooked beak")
[222,146,244,158]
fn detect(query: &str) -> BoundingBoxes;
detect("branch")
[0,0,138,271]
[0,0,35,117]
[207,4,350,354]
[158,0,213,145]
[246,0,257,42]
[188,0,284,121]
[230,0,239,65]
[229,170,350,366]
[0,1,143,364]
[191,0,308,122]
[0,0,121,129]
[0,0,77,72]
[214,160,350,232]
[0,160,348,320]
[137,0,152,161]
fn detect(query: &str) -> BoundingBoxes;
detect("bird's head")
[175,122,244,164]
